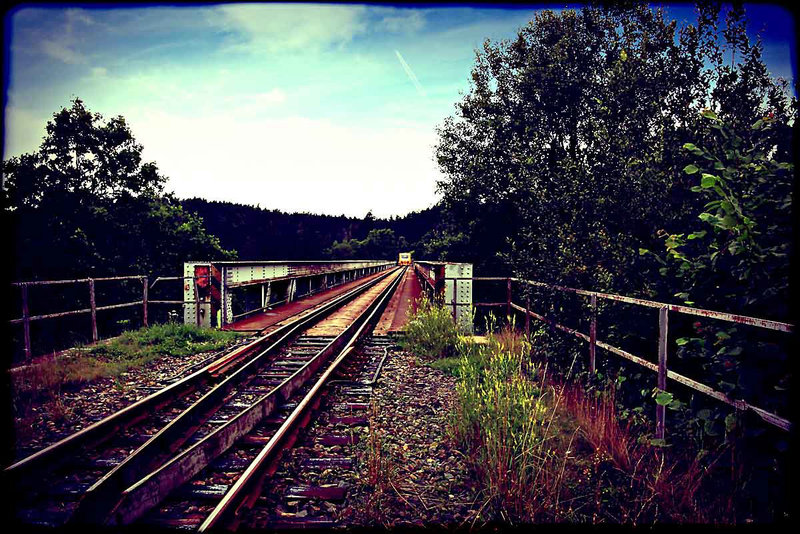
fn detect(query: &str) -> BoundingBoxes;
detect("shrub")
[400,297,463,361]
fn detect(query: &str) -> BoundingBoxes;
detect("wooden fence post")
[142,277,148,328]
[21,284,32,361]
[656,306,669,439]
[590,293,597,374]
[525,295,531,340]
[89,278,98,343]
[506,277,512,321]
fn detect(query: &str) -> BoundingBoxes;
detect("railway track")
[6,266,404,529]
[243,336,394,530]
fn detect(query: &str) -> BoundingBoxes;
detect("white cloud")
[41,38,85,64]
[379,10,426,33]
[210,4,369,54]
[124,109,440,217]
[39,8,95,64]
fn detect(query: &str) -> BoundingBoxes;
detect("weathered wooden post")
[89,278,98,343]
[589,293,597,373]
[656,306,669,439]
[142,277,149,327]
[21,284,32,361]
[525,294,531,340]
[506,277,512,321]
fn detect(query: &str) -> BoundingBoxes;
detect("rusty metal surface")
[11,275,146,286]
[305,270,404,337]
[499,277,793,332]
[198,269,405,531]
[110,269,404,529]
[223,270,390,332]
[374,267,423,334]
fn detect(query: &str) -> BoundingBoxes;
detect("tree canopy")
[433,2,795,306]
[3,98,235,280]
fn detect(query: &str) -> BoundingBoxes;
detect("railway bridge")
[5,256,792,530]
[5,258,476,530]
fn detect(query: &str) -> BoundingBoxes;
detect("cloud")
[39,8,95,64]
[124,110,440,217]
[210,4,369,54]
[41,39,85,64]
[378,10,426,33]
[394,50,427,97]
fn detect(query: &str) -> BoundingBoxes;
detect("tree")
[3,98,235,280]
[434,3,795,297]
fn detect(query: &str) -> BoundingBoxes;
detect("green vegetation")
[449,328,551,520]
[3,98,236,282]
[182,199,441,263]
[432,3,794,292]
[326,227,409,260]
[399,296,463,361]
[409,304,747,524]
[424,2,792,523]
[12,323,242,397]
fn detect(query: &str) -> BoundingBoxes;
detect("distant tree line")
[180,199,442,262]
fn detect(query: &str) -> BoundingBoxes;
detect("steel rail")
[198,267,405,531]
[106,268,405,528]
[65,267,400,525]
[3,269,397,480]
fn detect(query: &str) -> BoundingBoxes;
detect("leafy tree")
[653,110,792,319]
[434,3,794,297]
[324,228,408,260]
[433,4,794,519]
[328,239,359,259]
[3,98,235,280]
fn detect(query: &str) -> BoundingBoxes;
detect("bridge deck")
[373,266,422,335]
[223,270,389,332]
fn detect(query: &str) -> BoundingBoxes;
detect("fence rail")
[9,275,188,361]
[465,276,792,437]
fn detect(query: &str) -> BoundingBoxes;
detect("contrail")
[394,49,426,97]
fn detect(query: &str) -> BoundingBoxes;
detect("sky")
[2,2,796,218]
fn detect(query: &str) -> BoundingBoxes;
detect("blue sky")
[2,2,796,217]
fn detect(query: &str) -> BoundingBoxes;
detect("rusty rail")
[470,276,792,436]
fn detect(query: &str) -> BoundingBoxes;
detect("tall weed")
[400,297,463,361]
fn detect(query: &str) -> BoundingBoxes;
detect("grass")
[11,322,243,417]
[361,400,394,525]
[404,303,743,525]
[399,296,463,361]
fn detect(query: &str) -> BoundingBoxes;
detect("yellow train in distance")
[398,252,412,266]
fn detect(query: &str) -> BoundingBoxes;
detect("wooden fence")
[446,275,792,438]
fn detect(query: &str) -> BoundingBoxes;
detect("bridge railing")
[8,275,189,363]
[414,261,473,332]
[186,260,395,328]
[470,276,792,438]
